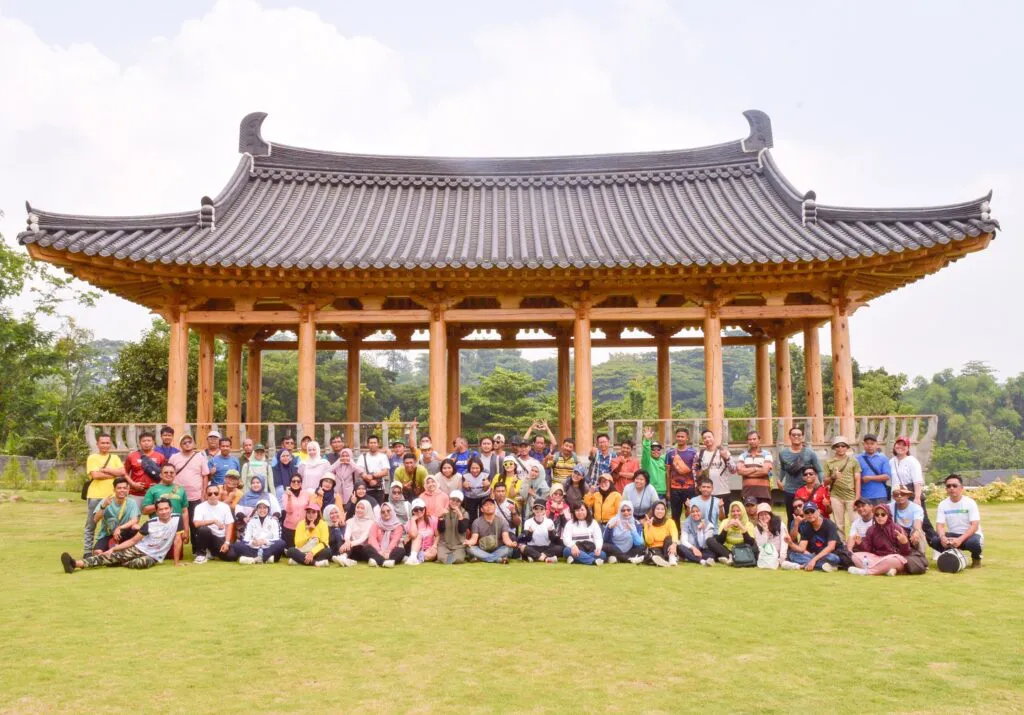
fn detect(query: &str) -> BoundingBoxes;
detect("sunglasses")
[873,511,888,517]
[412,506,424,512]
[291,478,302,483]
[207,490,219,496]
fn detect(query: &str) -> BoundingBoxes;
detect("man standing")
[465,497,516,563]
[208,437,240,487]
[272,434,297,467]
[510,436,545,485]
[856,434,891,505]
[737,430,774,505]
[358,435,391,504]
[62,498,182,573]
[123,432,165,509]
[777,426,823,522]
[325,434,346,465]
[418,435,442,475]
[192,485,235,563]
[169,434,209,540]
[640,427,668,499]
[547,437,580,488]
[447,436,478,475]
[477,436,500,482]
[609,440,640,493]
[239,438,255,469]
[83,433,124,556]
[155,426,179,461]
[204,430,222,462]
[930,474,984,567]
[785,501,842,572]
[394,453,428,496]
[588,433,616,485]
[388,441,407,480]
[824,436,861,540]
[693,429,734,516]
[665,428,697,528]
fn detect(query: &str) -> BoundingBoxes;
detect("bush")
[926,477,1024,505]
[0,460,25,489]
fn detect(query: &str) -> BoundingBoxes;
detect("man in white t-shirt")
[192,485,235,563]
[845,499,874,552]
[62,499,182,572]
[889,485,926,553]
[930,474,983,567]
[359,435,392,504]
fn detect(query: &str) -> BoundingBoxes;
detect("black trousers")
[187,499,201,543]
[783,492,797,524]
[282,527,296,548]
[350,543,407,565]
[285,547,330,565]
[643,537,675,564]
[519,543,562,560]
[703,535,737,560]
[670,488,696,527]
[193,526,231,559]
[464,497,483,524]
[602,542,644,559]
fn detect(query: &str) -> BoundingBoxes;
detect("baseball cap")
[449,490,464,501]
[304,502,322,513]
[743,496,757,506]
[802,501,819,513]
[225,469,241,479]
[862,434,878,442]
[254,443,266,451]
[207,430,221,439]
[411,498,426,511]
[755,503,772,515]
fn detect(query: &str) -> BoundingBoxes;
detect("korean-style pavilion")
[19,110,997,458]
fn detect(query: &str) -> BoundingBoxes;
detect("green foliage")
[0,459,25,489]
[461,367,551,435]
[925,478,1024,505]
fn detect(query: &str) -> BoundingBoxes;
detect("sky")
[1,0,1021,379]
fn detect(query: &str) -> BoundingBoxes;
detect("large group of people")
[60,421,985,575]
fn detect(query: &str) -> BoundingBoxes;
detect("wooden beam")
[445,307,575,323]
[804,322,825,444]
[656,331,672,443]
[166,307,188,437]
[557,333,571,440]
[346,345,360,446]
[196,329,215,443]
[226,339,243,445]
[573,300,594,455]
[447,341,461,443]
[755,339,773,444]
[428,307,448,449]
[721,305,833,320]
[186,310,300,325]
[296,307,316,438]
[774,335,793,438]
[316,309,430,324]
[251,334,764,351]
[831,301,855,438]
[245,344,262,434]
[703,305,725,445]
[592,306,705,321]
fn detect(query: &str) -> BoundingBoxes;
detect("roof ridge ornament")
[802,190,818,226]
[199,195,215,230]
[239,112,271,157]
[741,110,773,153]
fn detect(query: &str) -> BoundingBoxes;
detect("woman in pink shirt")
[281,474,310,548]
[406,498,437,564]
[419,474,449,520]
[358,502,406,568]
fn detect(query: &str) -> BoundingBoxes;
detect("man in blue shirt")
[447,436,479,475]
[155,425,180,461]
[208,437,240,487]
[856,433,892,505]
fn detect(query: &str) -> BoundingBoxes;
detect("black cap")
[743,496,758,506]
[508,435,524,446]
[651,442,663,450]
[862,433,878,442]
[482,496,497,505]
[803,501,819,513]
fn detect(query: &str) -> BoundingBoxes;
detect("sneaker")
[314,560,329,567]
[971,560,983,569]
[331,555,346,567]
[339,556,357,567]
[194,554,208,564]
[238,556,257,565]
[717,557,731,565]
[703,559,714,567]
[847,566,867,576]
[566,556,574,564]
[382,559,396,568]
[886,568,898,576]
[546,556,558,564]
[265,557,275,564]
[651,554,670,567]
[820,562,837,572]
[500,556,509,564]
[405,557,420,566]
[781,561,802,571]
[594,558,604,566]
[668,556,679,567]
[287,558,300,565]
[526,556,535,563]
[606,555,618,564]
[60,552,76,574]
[628,555,644,565]
[368,560,378,567]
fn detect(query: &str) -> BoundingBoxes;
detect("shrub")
[0,460,25,489]
[926,477,1024,505]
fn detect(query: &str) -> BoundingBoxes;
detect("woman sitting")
[708,501,757,565]
[333,499,375,566]
[848,504,913,576]
[345,482,379,520]
[642,500,679,567]
[234,475,282,524]
[679,503,722,566]
[622,470,659,520]
[753,502,789,569]
[361,502,406,568]
[388,480,413,525]
[602,501,645,564]
[585,473,621,527]
[230,498,286,564]
[545,483,572,529]
[405,498,437,565]
[323,503,346,553]
[518,501,562,563]
[562,503,604,566]
[564,466,588,510]
[419,474,449,520]
[281,474,310,548]
[285,503,330,567]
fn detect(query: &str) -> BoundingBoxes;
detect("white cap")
[449,489,465,501]
[411,498,426,510]
[207,430,221,439]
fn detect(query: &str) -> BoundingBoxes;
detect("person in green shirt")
[824,435,861,542]
[143,463,191,542]
[93,477,141,553]
[641,427,668,498]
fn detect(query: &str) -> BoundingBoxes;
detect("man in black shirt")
[786,502,843,572]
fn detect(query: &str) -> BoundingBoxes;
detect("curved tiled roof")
[19,110,997,270]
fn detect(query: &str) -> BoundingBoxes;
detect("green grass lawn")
[2,493,1023,714]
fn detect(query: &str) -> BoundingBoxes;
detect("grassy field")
[1,493,1023,714]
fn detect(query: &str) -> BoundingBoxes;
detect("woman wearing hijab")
[360,502,407,568]
[564,465,588,510]
[753,502,789,569]
[519,462,548,514]
[297,441,332,492]
[643,500,679,567]
[405,498,437,565]
[602,501,645,564]
[562,503,604,566]
[329,448,364,505]
[419,473,449,520]
[281,473,310,548]
[345,482,379,520]
[436,458,462,495]
[235,474,281,520]
[271,449,299,503]
[324,503,346,554]
[388,480,413,525]
[436,490,470,565]
[849,504,913,576]
[230,498,286,564]
[679,503,721,566]
[286,502,330,566]
[315,475,338,511]
[333,499,375,567]
[585,473,621,526]
[707,501,757,565]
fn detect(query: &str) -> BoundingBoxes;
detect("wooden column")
[245,344,262,435]
[656,330,672,443]
[557,332,571,440]
[346,344,360,447]
[165,307,189,436]
[296,306,317,438]
[573,299,593,455]
[831,300,855,437]
[755,339,773,444]
[428,306,448,449]
[447,340,461,444]
[774,335,793,437]
[703,304,725,444]
[804,322,825,445]
[196,328,215,443]
[226,339,243,445]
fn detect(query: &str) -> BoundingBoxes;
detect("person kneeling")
[231,498,286,564]
[518,502,562,563]
[286,503,330,566]
[62,499,182,572]
[848,504,913,576]
[642,501,679,567]
[465,496,515,563]
[562,503,604,565]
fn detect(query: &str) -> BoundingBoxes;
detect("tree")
[461,367,550,435]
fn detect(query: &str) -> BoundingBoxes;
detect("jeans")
[83,498,102,555]
[468,545,511,563]
[787,551,840,570]
[231,540,286,562]
[928,532,983,562]
[563,546,600,565]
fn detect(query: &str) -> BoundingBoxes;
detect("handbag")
[757,540,780,569]
[905,548,929,574]
[731,542,757,567]
[81,454,112,500]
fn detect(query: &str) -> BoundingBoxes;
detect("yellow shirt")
[85,452,124,499]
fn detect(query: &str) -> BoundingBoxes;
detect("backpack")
[140,453,162,480]
[732,543,757,568]
[757,540,780,569]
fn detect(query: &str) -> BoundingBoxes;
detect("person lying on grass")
[62,498,182,573]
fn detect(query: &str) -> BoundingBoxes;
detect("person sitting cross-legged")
[679,502,724,566]
[333,499,374,567]
[784,501,844,572]
[192,485,236,563]
[848,504,912,576]
[62,498,183,573]
[706,501,757,565]
[286,502,330,567]
[91,477,140,553]
[465,496,515,564]
[358,502,407,568]
[517,501,562,563]
[601,501,645,564]
[405,499,437,565]
[562,502,605,566]
[642,500,679,567]
[230,498,286,564]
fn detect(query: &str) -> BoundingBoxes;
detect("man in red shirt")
[124,431,166,508]
[795,466,832,519]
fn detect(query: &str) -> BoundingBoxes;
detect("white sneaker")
[717,557,731,565]
[546,556,558,564]
[526,556,535,563]
[703,559,714,567]
[368,560,378,567]
[594,558,604,566]
[194,554,208,564]
[628,555,644,565]
[781,561,802,571]
[314,560,329,567]
[607,555,618,564]
[566,556,574,564]
[382,559,396,568]
[331,555,346,566]
[668,556,679,567]
[848,566,867,576]
[238,556,256,565]
[339,556,356,567]
[405,556,420,566]
[821,562,837,572]
[651,554,670,567]
[287,558,300,565]
[886,567,898,576]
[265,557,275,564]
